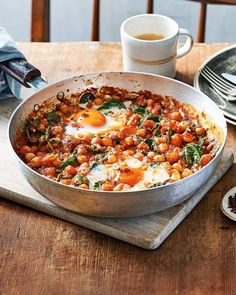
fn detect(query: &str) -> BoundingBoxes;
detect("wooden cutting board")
[0,97,233,250]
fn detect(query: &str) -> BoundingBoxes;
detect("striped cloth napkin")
[0,27,26,97]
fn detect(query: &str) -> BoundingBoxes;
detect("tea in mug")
[133,33,165,41]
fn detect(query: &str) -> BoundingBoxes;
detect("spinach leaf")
[47,111,61,123]
[73,174,88,185]
[145,138,157,151]
[166,130,174,143]
[91,162,100,170]
[147,114,162,122]
[80,92,95,103]
[182,144,202,165]
[132,106,149,116]
[150,162,160,168]
[98,100,126,110]
[93,181,103,190]
[59,155,77,169]
[95,151,109,161]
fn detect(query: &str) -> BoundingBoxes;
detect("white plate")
[194,44,236,124]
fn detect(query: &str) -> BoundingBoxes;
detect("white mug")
[120,14,193,78]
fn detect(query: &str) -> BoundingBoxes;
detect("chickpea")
[195,127,206,136]
[69,105,80,113]
[30,156,42,168]
[101,183,114,191]
[165,150,179,164]
[206,143,214,152]
[158,143,169,153]
[107,155,117,164]
[177,121,191,133]
[102,137,113,147]
[172,162,183,173]
[91,136,102,145]
[81,133,93,142]
[52,125,63,135]
[77,155,88,164]
[93,97,103,105]
[168,120,178,131]
[171,134,183,147]
[40,118,48,126]
[125,136,134,146]
[163,162,171,170]
[127,114,140,126]
[123,149,135,157]
[182,168,193,178]
[60,179,72,185]
[38,123,46,132]
[155,136,168,145]
[52,157,62,167]
[147,151,156,159]
[25,152,36,163]
[143,120,155,128]
[147,99,154,106]
[170,169,181,182]
[125,109,133,118]
[182,131,194,143]
[153,154,165,162]
[170,111,183,122]
[80,184,89,189]
[64,165,77,176]
[60,104,69,113]
[31,146,38,153]
[42,167,56,178]
[134,152,144,161]
[76,145,88,155]
[201,154,212,166]
[20,146,31,155]
[136,129,146,138]
[137,142,149,152]
[77,162,90,175]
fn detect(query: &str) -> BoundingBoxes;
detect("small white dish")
[221,186,236,221]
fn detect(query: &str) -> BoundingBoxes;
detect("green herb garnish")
[145,138,157,151]
[182,144,202,165]
[166,130,174,143]
[93,181,103,190]
[132,106,149,116]
[98,100,126,110]
[73,174,88,185]
[47,111,61,123]
[147,114,162,122]
[91,162,100,170]
[59,155,77,169]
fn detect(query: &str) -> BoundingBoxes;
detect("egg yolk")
[74,109,106,127]
[118,168,143,186]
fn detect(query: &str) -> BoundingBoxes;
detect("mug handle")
[177,28,193,59]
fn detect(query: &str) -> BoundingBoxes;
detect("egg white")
[131,164,170,191]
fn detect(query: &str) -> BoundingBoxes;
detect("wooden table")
[0,42,236,295]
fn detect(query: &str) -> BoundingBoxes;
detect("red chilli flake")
[228,194,236,214]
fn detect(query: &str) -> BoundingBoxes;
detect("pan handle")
[0,58,41,88]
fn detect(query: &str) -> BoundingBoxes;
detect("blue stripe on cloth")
[0,27,26,95]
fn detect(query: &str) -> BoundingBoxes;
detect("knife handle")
[0,59,41,88]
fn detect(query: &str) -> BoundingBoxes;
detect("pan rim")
[8,71,227,196]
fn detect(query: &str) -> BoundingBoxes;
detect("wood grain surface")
[0,42,236,295]
[0,96,233,249]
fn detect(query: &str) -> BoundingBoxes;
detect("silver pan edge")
[8,72,227,217]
